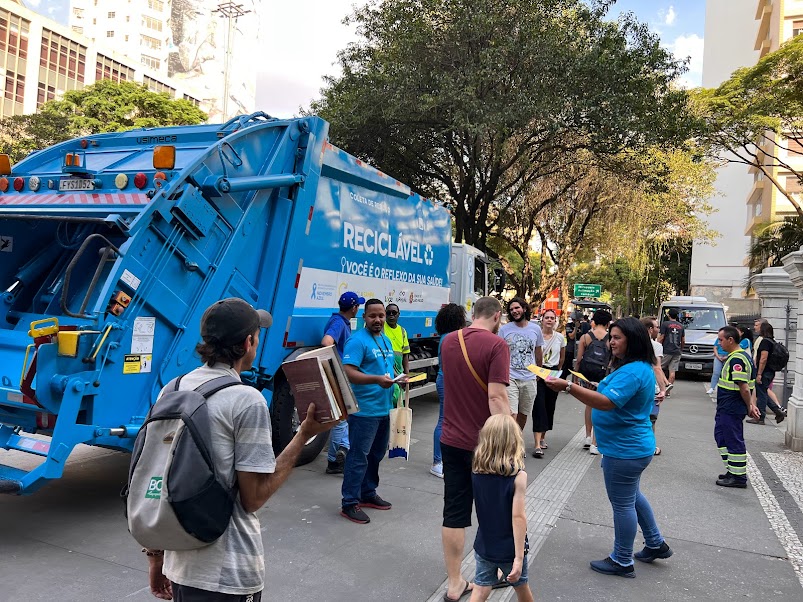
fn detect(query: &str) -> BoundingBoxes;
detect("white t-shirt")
[651,339,664,360]
[499,320,544,380]
[542,332,567,368]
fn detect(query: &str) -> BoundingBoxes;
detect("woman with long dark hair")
[431,303,468,478]
[545,317,671,578]
[748,321,786,425]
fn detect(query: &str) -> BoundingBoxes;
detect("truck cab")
[658,296,727,376]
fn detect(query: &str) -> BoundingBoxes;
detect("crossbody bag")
[457,328,488,392]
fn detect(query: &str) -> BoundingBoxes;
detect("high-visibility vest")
[717,348,755,392]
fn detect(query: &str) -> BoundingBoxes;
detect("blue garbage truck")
[0,113,495,495]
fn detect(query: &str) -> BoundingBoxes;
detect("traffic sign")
[574,283,602,298]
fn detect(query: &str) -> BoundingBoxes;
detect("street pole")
[213,1,251,119]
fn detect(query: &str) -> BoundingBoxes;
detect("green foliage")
[313,0,692,252]
[748,217,803,276]
[41,80,207,136]
[0,113,72,162]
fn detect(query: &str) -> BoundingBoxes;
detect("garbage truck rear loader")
[0,113,486,495]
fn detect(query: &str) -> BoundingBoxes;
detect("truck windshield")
[664,307,727,331]
[474,257,487,297]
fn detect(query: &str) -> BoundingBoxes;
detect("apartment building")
[68,0,260,120]
[0,0,200,119]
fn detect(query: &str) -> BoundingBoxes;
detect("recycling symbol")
[423,244,434,266]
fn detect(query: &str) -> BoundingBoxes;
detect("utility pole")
[213,1,251,119]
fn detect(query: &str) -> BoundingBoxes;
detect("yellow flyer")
[526,364,562,380]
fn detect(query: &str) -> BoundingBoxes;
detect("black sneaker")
[589,557,635,578]
[716,475,747,488]
[340,505,370,524]
[633,541,673,563]
[336,445,348,463]
[775,410,786,424]
[360,494,392,510]
[325,460,343,475]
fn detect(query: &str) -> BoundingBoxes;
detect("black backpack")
[124,375,243,551]
[766,340,790,372]
[579,331,611,382]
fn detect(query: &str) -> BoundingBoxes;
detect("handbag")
[457,328,488,392]
[388,382,412,460]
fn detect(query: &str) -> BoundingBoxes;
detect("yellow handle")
[28,317,59,338]
[19,344,35,387]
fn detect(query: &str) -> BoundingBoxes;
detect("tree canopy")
[313,0,693,253]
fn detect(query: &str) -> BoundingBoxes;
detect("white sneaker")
[583,437,592,449]
[430,462,444,478]
[705,388,714,395]
[589,444,599,455]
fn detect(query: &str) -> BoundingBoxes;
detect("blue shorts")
[474,551,528,588]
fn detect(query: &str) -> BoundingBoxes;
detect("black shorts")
[441,442,474,528]
[172,583,262,602]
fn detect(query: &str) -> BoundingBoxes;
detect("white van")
[657,296,728,375]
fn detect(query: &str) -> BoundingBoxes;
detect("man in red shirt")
[439,296,511,601]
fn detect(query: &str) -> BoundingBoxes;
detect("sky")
[25,0,706,118]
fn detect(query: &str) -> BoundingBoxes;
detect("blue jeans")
[710,356,723,390]
[756,369,782,419]
[327,420,350,462]
[600,455,664,566]
[433,372,445,464]
[341,414,390,508]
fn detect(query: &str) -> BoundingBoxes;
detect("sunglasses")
[387,310,399,316]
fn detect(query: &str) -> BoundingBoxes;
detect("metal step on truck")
[0,113,497,495]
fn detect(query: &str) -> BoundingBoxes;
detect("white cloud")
[27,0,42,7]
[665,5,677,26]
[667,33,704,88]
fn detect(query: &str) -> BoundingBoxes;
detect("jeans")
[327,420,350,462]
[755,369,782,419]
[600,455,664,567]
[710,356,723,390]
[433,372,445,464]
[341,414,390,508]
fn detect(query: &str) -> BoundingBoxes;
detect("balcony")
[755,2,773,50]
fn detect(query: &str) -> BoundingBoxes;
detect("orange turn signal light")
[0,154,11,175]
[64,153,82,167]
[153,146,176,170]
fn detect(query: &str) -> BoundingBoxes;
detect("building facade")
[68,0,260,120]
[0,0,201,120]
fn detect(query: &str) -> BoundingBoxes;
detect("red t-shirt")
[440,328,511,451]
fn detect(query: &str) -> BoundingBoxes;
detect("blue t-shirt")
[343,328,395,417]
[716,338,750,357]
[323,313,352,358]
[593,361,656,459]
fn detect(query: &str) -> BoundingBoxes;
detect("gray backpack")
[124,375,242,550]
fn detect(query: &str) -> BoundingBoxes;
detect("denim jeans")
[433,372,445,464]
[341,414,390,508]
[327,420,350,462]
[600,455,664,566]
[755,369,782,419]
[710,356,723,390]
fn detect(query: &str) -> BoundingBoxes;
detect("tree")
[693,34,803,217]
[41,80,207,136]
[0,113,72,162]
[312,0,692,252]
[747,217,803,278]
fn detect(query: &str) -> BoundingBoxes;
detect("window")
[793,20,803,37]
[141,54,161,70]
[148,0,164,10]
[108,12,116,18]
[755,202,762,217]
[96,54,134,82]
[106,31,114,38]
[786,176,803,194]
[39,29,87,81]
[142,16,163,31]
[141,34,161,50]
[786,137,803,155]
[73,8,84,18]
[37,82,56,106]
[125,35,129,42]
[4,70,24,103]
[72,26,83,35]
[144,75,174,95]
[183,94,200,107]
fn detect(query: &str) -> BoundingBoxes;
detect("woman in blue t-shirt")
[545,317,672,578]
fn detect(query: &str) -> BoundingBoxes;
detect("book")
[281,345,359,422]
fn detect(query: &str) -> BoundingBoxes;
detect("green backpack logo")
[145,476,163,499]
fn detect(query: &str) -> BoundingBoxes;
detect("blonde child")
[469,415,533,602]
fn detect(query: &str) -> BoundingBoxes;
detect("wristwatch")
[564,382,573,394]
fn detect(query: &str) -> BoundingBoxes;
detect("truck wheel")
[271,380,329,466]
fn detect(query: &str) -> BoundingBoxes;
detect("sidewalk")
[0,379,801,601]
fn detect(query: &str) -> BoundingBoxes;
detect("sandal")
[654,447,661,456]
[541,442,548,450]
[443,579,472,601]
[532,448,544,458]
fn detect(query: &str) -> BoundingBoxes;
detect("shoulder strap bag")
[457,328,488,392]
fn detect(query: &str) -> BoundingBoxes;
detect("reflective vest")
[717,348,755,393]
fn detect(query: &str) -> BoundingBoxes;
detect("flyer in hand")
[526,364,562,380]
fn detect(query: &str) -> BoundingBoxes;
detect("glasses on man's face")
[387,310,399,316]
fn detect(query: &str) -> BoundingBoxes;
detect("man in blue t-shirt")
[321,291,364,474]
[340,299,397,524]
[714,326,760,489]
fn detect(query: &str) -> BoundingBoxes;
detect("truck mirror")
[493,268,506,293]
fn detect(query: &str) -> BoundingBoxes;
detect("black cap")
[201,298,272,346]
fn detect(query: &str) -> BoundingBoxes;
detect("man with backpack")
[574,309,613,455]
[658,308,684,396]
[748,320,788,425]
[135,298,333,601]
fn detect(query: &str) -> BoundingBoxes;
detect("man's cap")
[338,291,365,310]
[201,298,272,345]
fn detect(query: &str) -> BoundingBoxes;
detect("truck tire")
[271,380,329,466]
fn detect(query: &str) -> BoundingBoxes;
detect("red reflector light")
[80,139,88,149]
[13,177,24,191]
[133,173,148,189]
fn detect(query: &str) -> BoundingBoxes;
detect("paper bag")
[388,385,412,460]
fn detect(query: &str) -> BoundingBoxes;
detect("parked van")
[657,296,727,376]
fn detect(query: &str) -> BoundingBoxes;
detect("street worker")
[340,299,399,524]
[144,298,333,601]
[439,296,510,602]
[384,302,411,406]
[321,291,365,474]
[498,297,543,430]
[714,325,761,488]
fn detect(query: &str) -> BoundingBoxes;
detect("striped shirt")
[161,363,276,595]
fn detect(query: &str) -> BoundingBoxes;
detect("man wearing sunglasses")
[384,303,410,406]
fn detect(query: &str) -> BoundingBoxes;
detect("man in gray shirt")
[144,298,333,601]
